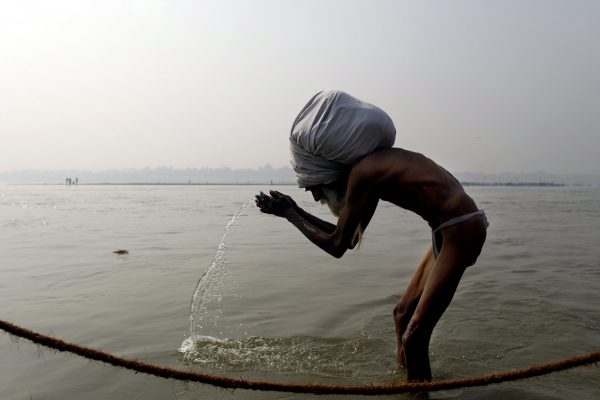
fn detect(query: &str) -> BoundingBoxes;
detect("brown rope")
[1,319,598,395]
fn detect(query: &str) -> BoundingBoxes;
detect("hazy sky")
[1,0,599,174]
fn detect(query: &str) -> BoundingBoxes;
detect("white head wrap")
[289,90,396,188]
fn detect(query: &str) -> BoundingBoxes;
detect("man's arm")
[268,191,336,234]
[255,190,336,236]
[256,167,379,258]
[290,195,377,258]
[293,205,336,234]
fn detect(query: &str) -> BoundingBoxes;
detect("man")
[255,90,488,382]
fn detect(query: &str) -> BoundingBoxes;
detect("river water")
[1,184,598,399]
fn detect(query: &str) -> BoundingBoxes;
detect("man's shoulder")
[348,149,397,190]
[354,148,402,175]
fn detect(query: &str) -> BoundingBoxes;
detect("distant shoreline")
[2,168,599,186]
[3,181,572,187]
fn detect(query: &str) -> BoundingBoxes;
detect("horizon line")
[1,167,599,176]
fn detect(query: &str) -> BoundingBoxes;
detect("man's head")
[289,91,393,249]
[289,90,396,189]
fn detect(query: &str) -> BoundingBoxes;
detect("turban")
[289,90,396,188]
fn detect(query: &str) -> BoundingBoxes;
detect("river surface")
[1,184,598,399]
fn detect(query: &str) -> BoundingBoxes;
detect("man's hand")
[255,190,296,218]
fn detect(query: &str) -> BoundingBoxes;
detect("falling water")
[187,200,251,340]
[178,198,396,378]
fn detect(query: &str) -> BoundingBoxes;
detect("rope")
[1,319,598,396]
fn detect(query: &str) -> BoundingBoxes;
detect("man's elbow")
[330,245,347,259]
[324,235,347,258]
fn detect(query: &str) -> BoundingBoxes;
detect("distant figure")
[256,90,488,382]
[75,178,79,185]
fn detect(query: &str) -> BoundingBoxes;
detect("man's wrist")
[284,205,296,220]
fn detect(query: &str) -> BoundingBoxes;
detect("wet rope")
[1,319,598,396]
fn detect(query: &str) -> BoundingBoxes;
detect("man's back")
[349,148,477,228]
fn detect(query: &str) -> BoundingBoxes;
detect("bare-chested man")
[255,91,488,382]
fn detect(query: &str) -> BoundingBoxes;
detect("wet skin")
[255,147,487,382]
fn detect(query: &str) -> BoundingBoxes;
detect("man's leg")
[401,240,467,382]
[394,246,434,365]
[402,216,487,381]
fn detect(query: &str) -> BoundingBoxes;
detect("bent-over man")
[255,90,488,382]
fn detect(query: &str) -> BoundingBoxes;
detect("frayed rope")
[1,319,598,395]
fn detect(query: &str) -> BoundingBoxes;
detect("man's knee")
[393,299,414,324]
[401,319,431,350]
[394,292,421,320]
[393,303,404,321]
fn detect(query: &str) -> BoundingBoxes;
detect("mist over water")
[1,184,599,399]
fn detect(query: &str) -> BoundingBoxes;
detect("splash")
[188,200,251,339]
[179,200,398,379]
[179,334,395,379]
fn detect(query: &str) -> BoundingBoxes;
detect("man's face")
[306,183,346,217]
[306,185,325,202]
